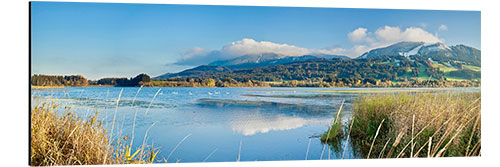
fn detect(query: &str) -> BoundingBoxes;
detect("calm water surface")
[31,87,478,162]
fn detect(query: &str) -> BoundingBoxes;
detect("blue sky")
[31,2,480,79]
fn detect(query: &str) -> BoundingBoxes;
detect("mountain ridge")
[155,41,480,80]
[208,53,350,69]
[357,41,480,66]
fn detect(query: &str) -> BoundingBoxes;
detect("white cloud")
[175,38,349,65]
[348,27,369,43]
[174,47,222,66]
[174,25,446,65]
[311,47,347,56]
[221,38,311,57]
[374,26,442,44]
[181,47,207,59]
[224,39,350,57]
[439,24,448,31]
[352,45,371,57]
[374,26,403,43]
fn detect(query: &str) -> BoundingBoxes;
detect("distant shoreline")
[31,73,481,89]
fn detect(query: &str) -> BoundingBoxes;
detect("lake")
[30,87,479,162]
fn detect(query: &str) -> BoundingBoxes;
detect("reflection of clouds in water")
[230,113,330,136]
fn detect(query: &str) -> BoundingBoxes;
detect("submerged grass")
[320,100,345,157]
[348,92,481,158]
[30,103,161,166]
[320,120,343,143]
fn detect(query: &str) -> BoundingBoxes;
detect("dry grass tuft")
[30,103,159,166]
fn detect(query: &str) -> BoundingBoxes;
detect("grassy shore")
[322,92,481,158]
[30,103,159,165]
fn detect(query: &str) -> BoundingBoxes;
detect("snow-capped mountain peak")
[357,41,480,66]
[359,41,425,58]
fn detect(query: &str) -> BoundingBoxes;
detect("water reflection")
[31,87,362,162]
[196,98,336,117]
[229,113,331,136]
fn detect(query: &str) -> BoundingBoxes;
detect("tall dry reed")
[349,92,481,158]
[30,102,160,166]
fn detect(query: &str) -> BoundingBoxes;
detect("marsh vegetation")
[321,92,481,158]
[30,103,161,166]
[30,87,480,165]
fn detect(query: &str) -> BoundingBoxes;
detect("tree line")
[93,74,151,87]
[31,74,151,87]
[151,77,269,87]
[31,75,88,86]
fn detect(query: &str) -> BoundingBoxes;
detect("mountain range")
[155,41,481,81]
[209,54,350,69]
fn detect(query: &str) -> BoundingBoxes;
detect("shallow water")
[30,87,479,162]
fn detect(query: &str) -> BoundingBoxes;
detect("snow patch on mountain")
[428,58,437,63]
[399,44,423,57]
[255,54,263,63]
[418,43,452,56]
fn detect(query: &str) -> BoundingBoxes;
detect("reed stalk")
[349,92,480,158]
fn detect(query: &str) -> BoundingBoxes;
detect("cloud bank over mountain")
[222,38,311,57]
[344,26,444,57]
[174,38,344,66]
[173,25,444,66]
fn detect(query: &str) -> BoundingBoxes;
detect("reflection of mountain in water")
[196,98,343,117]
